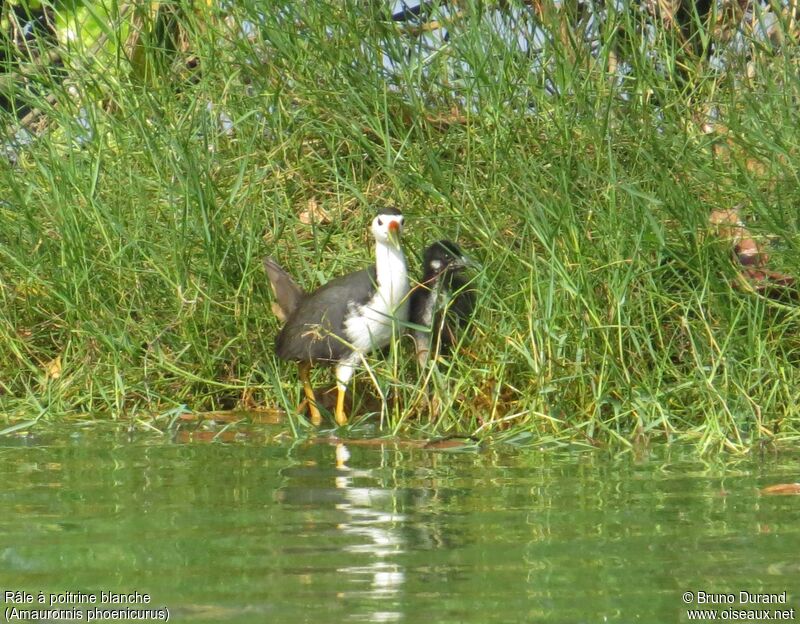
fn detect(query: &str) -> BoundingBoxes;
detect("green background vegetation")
[2,0,800,451]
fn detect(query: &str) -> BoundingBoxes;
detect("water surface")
[1,427,798,623]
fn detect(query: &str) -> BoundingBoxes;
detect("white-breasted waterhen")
[273,207,410,426]
[409,240,475,366]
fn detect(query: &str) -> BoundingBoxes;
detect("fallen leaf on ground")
[44,356,62,380]
[298,197,330,225]
[760,483,800,495]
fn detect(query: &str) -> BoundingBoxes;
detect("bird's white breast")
[343,242,409,353]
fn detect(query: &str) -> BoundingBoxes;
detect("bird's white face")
[371,212,404,248]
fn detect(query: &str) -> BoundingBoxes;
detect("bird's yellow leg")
[298,362,322,426]
[334,361,355,427]
[335,385,347,426]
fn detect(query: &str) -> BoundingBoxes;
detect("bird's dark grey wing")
[276,267,377,362]
[264,257,306,322]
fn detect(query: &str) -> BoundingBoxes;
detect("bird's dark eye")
[377,218,383,226]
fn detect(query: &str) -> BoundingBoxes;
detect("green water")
[1,429,799,623]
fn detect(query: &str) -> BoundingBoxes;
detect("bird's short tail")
[263,257,305,322]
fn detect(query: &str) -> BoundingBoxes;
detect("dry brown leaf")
[709,207,748,240]
[760,483,800,495]
[735,238,767,266]
[709,207,797,297]
[745,157,768,177]
[709,207,769,267]
[734,269,797,301]
[44,356,61,380]
[298,197,330,225]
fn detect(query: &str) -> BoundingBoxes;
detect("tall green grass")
[2,0,800,450]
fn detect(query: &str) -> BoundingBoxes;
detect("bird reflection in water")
[333,443,404,622]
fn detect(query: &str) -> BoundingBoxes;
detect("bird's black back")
[276,266,378,363]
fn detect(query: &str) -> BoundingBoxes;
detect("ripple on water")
[1,429,799,622]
